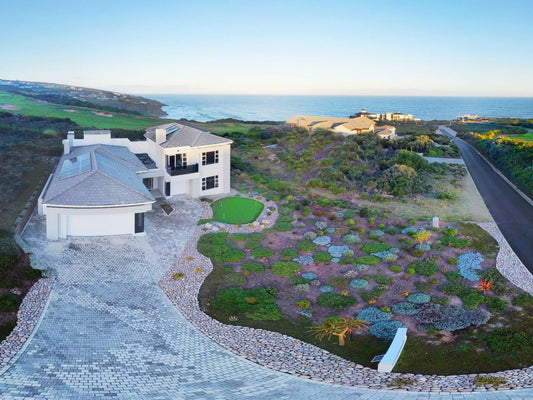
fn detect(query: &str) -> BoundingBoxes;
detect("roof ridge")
[44,169,96,203]
[92,170,154,202]
[96,145,145,171]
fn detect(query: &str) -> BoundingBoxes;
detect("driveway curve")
[2,196,533,399]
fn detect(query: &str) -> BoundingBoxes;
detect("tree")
[309,317,368,346]
[413,229,431,250]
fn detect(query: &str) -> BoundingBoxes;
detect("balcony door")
[167,153,187,170]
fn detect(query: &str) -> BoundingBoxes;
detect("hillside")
[0,79,166,117]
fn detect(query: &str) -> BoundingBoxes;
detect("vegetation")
[309,317,368,346]
[209,196,264,224]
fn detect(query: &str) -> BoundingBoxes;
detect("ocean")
[150,94,533,123]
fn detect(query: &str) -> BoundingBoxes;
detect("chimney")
[155,128,166,144]
[64,131,75,154]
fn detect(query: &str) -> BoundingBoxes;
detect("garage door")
[67,213,132,237]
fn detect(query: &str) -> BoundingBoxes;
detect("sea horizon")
[148,94,533,123]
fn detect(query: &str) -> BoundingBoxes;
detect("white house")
[39,123,232,239]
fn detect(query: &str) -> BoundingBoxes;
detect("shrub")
[349,279,369,289]
[481,329,533,353]
[280,248,298,260]
[445,271,463,282]
[474,376,507,388]
[18,268,41,280]
[303,231,317,241]
[434,310,489,331]
[296,300,311,309]
[440,283,469,296]
[477,268,505,283]
[360,207,371,217]
[248,232,265,241]
[369,321,405,340]
[447,257,458,265]
[389,265,402,273]
[314,220,328,230]
[223,272,246,286]
[513,294,533,307]
[410,260,439,276]
[316,293,357,311]
[172,272,186,280]
[313,251,333,263]
[442,227,458,236]
[362,242,390,254]
[343,210,357,219]
[251,247,274,258]
[410,248,424,258]
[384,226,399,235]
[327,276,350,289]
[297,240,317,252]
[485,296,508,312]
[274,222,293,232]
[294,283,310,292]
[199,232,229,245]
[374,274,394,285]
[406,267,415,275]
[357,307,392,324]
[211,287,282,321]
[407,293,431,304]
[391,302,419,315]
[440,236,471,248]
[231,233,247,242]
[431,296,450,306]
[356,255,380,265]
[359,287,385,302]
[241,262,264,274]
[271,261,301,277]
[461,290,485,309]
[220,250,246,263]
[342,233,361,245]
[244,240,262,249]
[0,236,20,270]
[0,293,21,312]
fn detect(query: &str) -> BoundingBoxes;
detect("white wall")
[43,203,152,240]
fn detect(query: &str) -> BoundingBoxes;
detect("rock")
[432,216,440,229]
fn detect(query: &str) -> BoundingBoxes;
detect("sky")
[1,0,532,96]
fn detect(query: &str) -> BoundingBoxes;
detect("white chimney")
[155,128,166,144]
[64,131,75,154]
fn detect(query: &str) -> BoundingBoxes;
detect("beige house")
[286,115,375,134]
[375,125,397,139]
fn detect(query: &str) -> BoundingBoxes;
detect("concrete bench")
[377,327,407,373]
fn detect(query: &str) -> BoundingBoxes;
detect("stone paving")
[3,196,533,399]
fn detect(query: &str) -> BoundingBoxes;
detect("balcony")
[167,163,199,176]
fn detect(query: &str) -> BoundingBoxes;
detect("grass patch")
[211,197,264,224]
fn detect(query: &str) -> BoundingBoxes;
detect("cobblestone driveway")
[1,196,533,399]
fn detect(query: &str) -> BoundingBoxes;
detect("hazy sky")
[1,0,532,96]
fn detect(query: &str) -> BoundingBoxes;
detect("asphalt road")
[439,126,533,271]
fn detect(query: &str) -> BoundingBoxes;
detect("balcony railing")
[167,163,199,176]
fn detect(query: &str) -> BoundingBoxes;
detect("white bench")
[377,327,407,373]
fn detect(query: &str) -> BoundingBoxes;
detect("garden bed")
[203,196,265,224]
[198,197,533,374]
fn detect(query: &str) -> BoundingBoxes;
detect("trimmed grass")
[211,197,264,224]
[0,91,164,129]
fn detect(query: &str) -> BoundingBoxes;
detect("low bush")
[248,232,266,242]
[474,376,507,388]
[374,274,394,285]
[481,328,533,353]
[274,222,293,232]
[369,321,405,340]
[211,287,282,321]
[447,257,458,265]
[357,307,392,324]
[513,294,533,307]
[231,233,247,242]
[251,247,274,258]
[296,300,311,309]
[18,268,41,280]
[0,236,20,270]
[342,233,361,245]
[440,236,472,248]
[411,260,439,276]
[0,293,21,312]
[442,227,458,236]
[220,250,246,263]
[392,302,419,315]
[244,240,262,249]
[271,261,301,277]
[356,255,381,265]
[359,287,385,302]
[280,248,298,260]
[485,296,508,312]
[316,293,357,311]
[477,268,505,283]
[407,293,431,304]
[313,251,333,263]
[296,240,317,252]
[440,283,469,296]
[389,265,402,273]
[461,290,485,309]
[223,272,246,286]
[362,242,390,254]
[241,262,264,274]
[445,271,463,282]
[327,276,350,289]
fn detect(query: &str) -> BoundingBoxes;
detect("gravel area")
[160,202,533,393]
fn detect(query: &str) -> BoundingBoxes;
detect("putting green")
[211,197,264,224]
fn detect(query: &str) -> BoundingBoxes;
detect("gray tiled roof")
[42,144,154,207]
[144,122,232,148]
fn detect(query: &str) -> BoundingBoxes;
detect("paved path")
[439,126,533,271]
[3,198,533,399]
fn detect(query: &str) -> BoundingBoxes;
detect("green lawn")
[211,197,264,224]
[0,91,165,129]
[502,133,533,142]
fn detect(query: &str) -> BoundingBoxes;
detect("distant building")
[457,114,484,122]
[286,115,375,134]
[350,109,420,122]
[374,125,397,139]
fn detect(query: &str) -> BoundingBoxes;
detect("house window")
[167,153,187,169]
[202,150,219,165]
[202,175,219,191]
